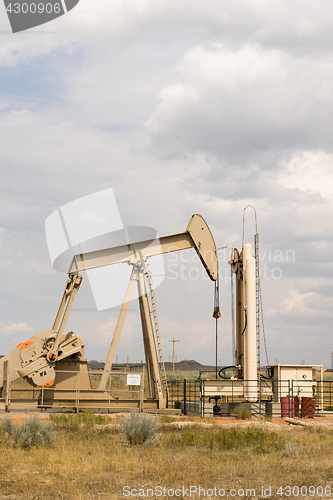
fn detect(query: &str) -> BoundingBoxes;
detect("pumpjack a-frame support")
[68,214,219,409]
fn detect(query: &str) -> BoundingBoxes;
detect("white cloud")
[0,322,34,335]
[279,151,333,199]
[94,315,118,347]
[0,0,333,366]
[146,43,333,160]
[281,290,331,318]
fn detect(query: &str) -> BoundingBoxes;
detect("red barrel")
[281,397,299,417]
[300,397,315,418]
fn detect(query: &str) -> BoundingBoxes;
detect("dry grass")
[1,414,333,499]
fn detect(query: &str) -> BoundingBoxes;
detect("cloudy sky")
[0,0,332,369]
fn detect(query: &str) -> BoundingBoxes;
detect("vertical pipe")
[235,272,244,375]
[244,253,258,402]
[238,244,252,378]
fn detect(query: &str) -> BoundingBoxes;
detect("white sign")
[127,374,141,386]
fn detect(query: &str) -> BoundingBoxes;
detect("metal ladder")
[145,257,169,399]
[254,233,260,370]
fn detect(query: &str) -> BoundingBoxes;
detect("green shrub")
[169,427,285,454]
[282,439,298,457]
[158,415,175,423]
[233,406,252,420]
[50,410,109,430]
[1,415,55,449]
[94,414,109,425]
[50,413,80,432]
[81,410,95,430]
[120,411,159,446]
[1,416,13,434]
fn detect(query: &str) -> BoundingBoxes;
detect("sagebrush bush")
[1,416,13,434]
[1,415,56,449]
[282,439,298,457]
[233,406,252,420]
[120,411,159,446]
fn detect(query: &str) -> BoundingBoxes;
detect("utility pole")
[331,351,333,370]
[169,338,179,374]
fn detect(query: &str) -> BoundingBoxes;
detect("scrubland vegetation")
[0,412,332,499]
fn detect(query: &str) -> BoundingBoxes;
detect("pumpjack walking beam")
[68,214,218,408]
[68,214,218,281]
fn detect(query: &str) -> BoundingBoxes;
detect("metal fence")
[202,378,319,417]
[315,380,333,410]
[167,379,202,415]
[2,371,333,416]
[166,378,332,418]
[0,367,145,412]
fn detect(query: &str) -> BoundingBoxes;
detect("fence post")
[108,372,111,410]
[201,380,204,417]
[76,370,80,411]
[3,361,9,412]
[183,379,187,416]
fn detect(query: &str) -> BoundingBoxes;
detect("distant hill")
[0,356,220,371]
[164,360,222,371]
[88,359,226,372]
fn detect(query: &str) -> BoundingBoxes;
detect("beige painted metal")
[0,275,86,390]
[3,361,9,410]
[98,267,139,391]
[0,328,86,389]
[242,244,252,270]
[0,214,218,411]
[137,267,165,406]
[235,268,244,372]
[268,364,318,402]
[230,243,258,400]
[145,257,168,398]
[244,255,258,401]
[68,214,218,281]
[49,274,83,362]
[204,379,244,397]
[72,214,217,408]
[186,214,218,281]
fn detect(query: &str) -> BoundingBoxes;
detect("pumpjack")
[0,215,218,410]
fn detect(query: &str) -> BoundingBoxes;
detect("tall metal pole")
[169,338,179,374]
[216,320,218,379]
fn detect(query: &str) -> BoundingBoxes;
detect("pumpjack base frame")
[0,396,181,414]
